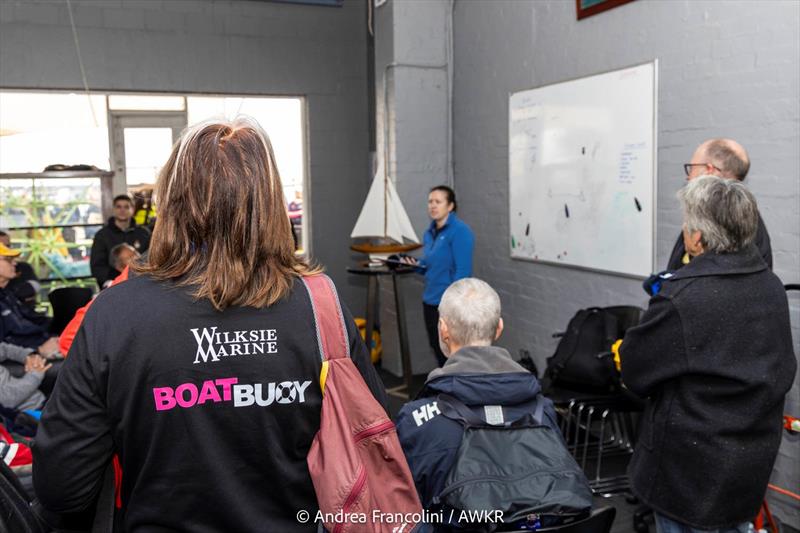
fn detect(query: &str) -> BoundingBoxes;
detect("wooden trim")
[576,0,636,20]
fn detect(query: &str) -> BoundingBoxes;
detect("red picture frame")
[576,0,636,20]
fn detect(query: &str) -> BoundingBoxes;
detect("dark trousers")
[423,303,447,367]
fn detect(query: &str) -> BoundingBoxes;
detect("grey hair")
[438,278,501,346]
[678,175,759,254]
[703,139,750,181]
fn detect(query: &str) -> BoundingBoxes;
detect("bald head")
[694,138,750,181]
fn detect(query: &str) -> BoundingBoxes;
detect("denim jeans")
[655,513,754,533]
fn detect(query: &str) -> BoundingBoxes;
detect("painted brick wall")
[373,0,450,376]
[452,0,799,525]
[0,0,371,310]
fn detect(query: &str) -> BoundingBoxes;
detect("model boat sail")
[350,162,422,254]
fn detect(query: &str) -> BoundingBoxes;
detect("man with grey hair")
[395,278,560,513]
[621,176,795,533]
[667,138,771,271]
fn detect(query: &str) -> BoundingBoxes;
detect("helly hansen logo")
[190,326,279,364]
[413,402,441,426]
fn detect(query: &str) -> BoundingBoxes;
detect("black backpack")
[542,306,642,394]
[434,394,593,531]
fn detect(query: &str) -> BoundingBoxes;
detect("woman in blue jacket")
[404,185,474,366]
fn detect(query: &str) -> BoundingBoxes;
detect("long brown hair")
[134,117,319,310]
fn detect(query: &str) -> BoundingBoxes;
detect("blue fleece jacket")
[420,212,474,305]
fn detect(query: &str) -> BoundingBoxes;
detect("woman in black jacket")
[621,175,796,533]
[32,118,387,532]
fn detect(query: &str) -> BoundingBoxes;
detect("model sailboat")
[350,162,421,254]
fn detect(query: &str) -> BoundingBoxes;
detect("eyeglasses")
[683,163,721,177]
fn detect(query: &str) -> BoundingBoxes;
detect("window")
[1,90,308,285]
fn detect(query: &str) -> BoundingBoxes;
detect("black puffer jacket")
[621,247,796,529]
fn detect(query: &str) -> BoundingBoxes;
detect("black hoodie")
[90,217,151,288]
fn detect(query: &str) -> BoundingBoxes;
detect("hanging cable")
[65,0,98,127]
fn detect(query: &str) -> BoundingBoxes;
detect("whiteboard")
[508,61,657,278]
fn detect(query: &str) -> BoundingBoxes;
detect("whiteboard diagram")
[508,61,657,278]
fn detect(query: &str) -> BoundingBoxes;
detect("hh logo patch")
[412,402,441,426]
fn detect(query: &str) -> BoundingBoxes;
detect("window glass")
[0,91,109,173]
[123,127,175,186]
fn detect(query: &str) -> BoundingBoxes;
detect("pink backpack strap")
[302,274,350,362]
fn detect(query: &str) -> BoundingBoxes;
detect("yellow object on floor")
[354,317,382,363]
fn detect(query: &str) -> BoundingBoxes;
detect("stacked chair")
[540,305,648,529]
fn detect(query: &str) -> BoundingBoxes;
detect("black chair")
[535,506,617,533]
[48,287,93,336]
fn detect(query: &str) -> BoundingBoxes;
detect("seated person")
[621,175,797,533]
[0,243,54,350]
[396,278,561,512]
[0,342,51,411]
[0,231,40,309]
[109,243,140,274]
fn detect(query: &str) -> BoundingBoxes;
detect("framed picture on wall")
[576,0,635,20]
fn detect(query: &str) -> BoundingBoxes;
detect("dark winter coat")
[0,286,50,349]
[90,218,150,288]
[621,246,796,529]
[666,212,772,271]
[395,345,558,509]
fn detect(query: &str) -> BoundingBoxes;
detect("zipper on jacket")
[354,420,395,443]
[333,466,367,533]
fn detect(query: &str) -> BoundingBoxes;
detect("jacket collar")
[107,217,137,232]
[427,212,459,234]
[426,345,528,382]
[419,345,540,405]
[670,245,766,281]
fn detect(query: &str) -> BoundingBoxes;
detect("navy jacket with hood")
[395,345,558,509]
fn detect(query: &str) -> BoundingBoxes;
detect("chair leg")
[595,408,609,481]
[581,406,595,470]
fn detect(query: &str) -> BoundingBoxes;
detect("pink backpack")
[303,275,423,533]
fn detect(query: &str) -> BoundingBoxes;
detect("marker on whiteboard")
[525,223,530,236]
[634,197,642,212]
[564,204,570,218]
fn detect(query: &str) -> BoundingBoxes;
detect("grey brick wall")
[0,0,371,311]
[452,0,799,525]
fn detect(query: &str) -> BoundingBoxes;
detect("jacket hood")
[419,345,541,406]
